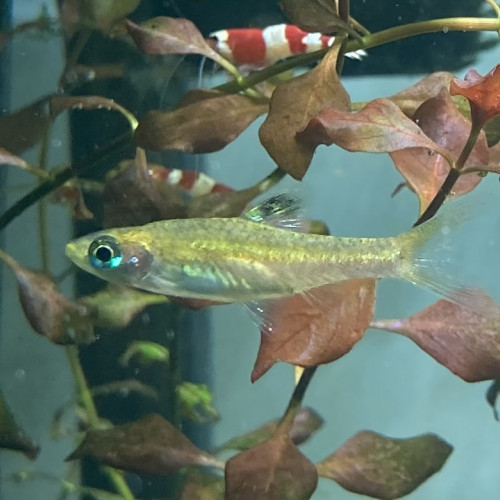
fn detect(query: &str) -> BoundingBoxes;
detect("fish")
[208,24,366,71]
[65,192,493,316]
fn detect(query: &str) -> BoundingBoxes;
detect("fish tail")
[395,181,500,316]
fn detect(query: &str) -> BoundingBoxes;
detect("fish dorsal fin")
[242,193,309,232]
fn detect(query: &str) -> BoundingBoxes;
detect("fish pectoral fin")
[242,300,278,335]
[241,192,309,232]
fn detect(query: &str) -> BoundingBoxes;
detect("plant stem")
[10,162,50,179]
[66,346,136,500]
[414,121,483,226]
[59,28,92,92]
[455,122,483,171]
[353,17,500,51]
[0,131,132,232]
[278,367,317,432]
[247,166,287,197]
[485,0,500,17]
[339,0,349,23]
[337,0,350,74]
[66,347,100,427]
[37,122,52,272]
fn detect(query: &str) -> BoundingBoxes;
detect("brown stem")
[66,346,136,500]
[414,121,483,226]
[278,366,317,433]
[247,167,287,197]
[338,0,350,23]
[37,122,52,273]
[59,28,92,92]
[454,122,483,171]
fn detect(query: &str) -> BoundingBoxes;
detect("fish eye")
[88,237,122,270]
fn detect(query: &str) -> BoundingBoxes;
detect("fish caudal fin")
[396,181,500,317]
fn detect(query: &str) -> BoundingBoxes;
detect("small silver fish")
[65,192,489,313]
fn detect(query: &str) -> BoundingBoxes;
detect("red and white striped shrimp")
[148,165,232,197]
[209,24,366,71]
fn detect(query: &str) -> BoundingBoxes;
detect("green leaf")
[177,382,219,424]
[79,285,168,330]
[119,341,170,366]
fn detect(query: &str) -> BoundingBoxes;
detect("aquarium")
[1,1,500,499]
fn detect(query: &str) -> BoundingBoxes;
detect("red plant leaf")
[125,17,228,67]
[102,151,188,227]
[450,65,500,128]
[67,413,223,475]
[388,72,455,117]
[225,430,318,500]
[252,280,376,382]
[135,90,268,153]
[50,184,94,220]
[0,251,94,345]
[0,97,50,154]
[281,0,356,35]
[217,407,323,452]
[259,44,350,180]
[298,98,454,164]
[61,0,139,35]
[371,293,500,382]
[390,92,487,214]
[0,389,39,459]
[317,431,452,500]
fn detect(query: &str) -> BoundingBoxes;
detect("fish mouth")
[65,239,92,272]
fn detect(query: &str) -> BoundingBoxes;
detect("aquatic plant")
[2,0,500,499]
